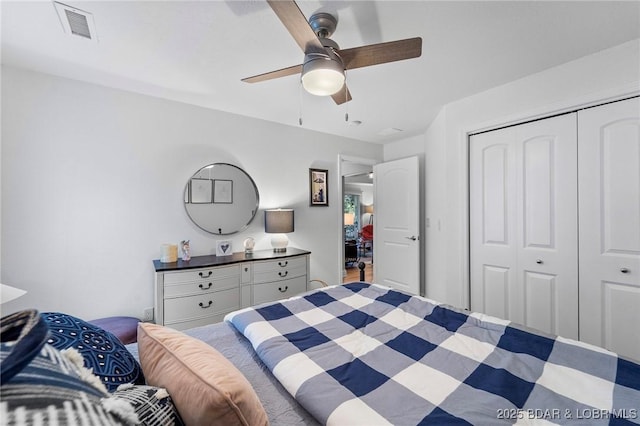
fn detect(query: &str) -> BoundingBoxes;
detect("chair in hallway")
[360,224,373,262]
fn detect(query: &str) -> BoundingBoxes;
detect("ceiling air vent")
[53,2,98,41]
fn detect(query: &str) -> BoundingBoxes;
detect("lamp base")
[271,234,289,252]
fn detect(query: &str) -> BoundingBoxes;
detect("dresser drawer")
[164,275,240,298]
[253,276,307,305]
[164,265,240,298]
[164,265,241,285]
[253,256,307,284]
[163,287,240,324]
[253,256,306,273]
[253,265,306,284]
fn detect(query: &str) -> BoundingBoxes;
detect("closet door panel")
[602,122,640,253]
[523,137,554,248]
[516,116,578,339]
[578,97,640,361]
[482,265,510,319]
[524,271,557,334]
[602,282,640,360]
[483,145,510,245]
[470,113,578,339]
[470,128,519,322]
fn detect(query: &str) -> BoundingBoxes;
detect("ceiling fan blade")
[331,84,352,105]
[267,0,326,55]
[242,64,303,84]
[339,37,422,70]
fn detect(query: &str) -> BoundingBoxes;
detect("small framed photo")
[216,240,232,257]
[309,168,329,206]
[213,179,233,204]
[190,178,212,204]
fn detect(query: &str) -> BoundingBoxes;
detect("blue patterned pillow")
[1,310,136,425]
[42,312,144,392]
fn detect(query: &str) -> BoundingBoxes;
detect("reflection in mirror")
[184,163,259,235]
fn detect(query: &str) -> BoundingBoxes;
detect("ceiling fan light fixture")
[301,55,345,96]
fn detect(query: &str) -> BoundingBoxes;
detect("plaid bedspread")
[226,283,640,425]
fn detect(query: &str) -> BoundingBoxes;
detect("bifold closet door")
[470,114,579,339]
[578,97,640,361]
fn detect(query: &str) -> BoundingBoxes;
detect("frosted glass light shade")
[301,56,345,96]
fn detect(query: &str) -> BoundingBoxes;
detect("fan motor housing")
[309,12,338,38]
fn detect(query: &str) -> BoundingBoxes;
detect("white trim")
[461,83,640,310]
[340,155,377,166]
[468,82,639,135]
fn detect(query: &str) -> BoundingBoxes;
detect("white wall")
[1,66,382,319]
[425,39,640,308]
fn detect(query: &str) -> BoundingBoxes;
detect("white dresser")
[153,248,310,331]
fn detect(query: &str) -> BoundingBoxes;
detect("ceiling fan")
[242,0,422,105]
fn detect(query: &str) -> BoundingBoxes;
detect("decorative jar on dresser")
[153,248,310,330]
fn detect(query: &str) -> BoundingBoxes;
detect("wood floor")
[344,260,373,283]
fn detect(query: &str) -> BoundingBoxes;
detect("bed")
[134,282,639,425]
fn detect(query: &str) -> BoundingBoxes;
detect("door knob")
[536,259,543,264]
[620,268,629,274]
[405,236,417,241]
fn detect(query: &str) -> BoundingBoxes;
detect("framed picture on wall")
[190,178,213,204]
[213,179,233,204]
[309,168,329,206]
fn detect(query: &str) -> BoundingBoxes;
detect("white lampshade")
[344,213,355,226]
[265,209,294,252]
[0,283,27,304]
[301,55,345,96]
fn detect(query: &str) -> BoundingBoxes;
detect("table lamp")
[344,213,355,226]
[364,204,374,224]
[265,209,294,252]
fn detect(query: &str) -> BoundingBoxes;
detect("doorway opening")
[343,172,374,283]
[338,155,378,285]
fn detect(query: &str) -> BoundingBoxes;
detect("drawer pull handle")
[278,261,288,267]
[621,268,629,274]
[199,271,213,278]
[278,286,288,293]
[278,271,288,278]
[199,283,212,290]
[199,301,213,308]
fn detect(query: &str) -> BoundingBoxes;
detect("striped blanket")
[226,283,640,425]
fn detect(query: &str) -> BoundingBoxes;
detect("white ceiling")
[2,1,639,143]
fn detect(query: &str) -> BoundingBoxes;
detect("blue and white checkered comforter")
[226,283,640,425]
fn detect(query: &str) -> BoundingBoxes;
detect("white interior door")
[470,114,579,339]
[578,97,640,361]
[374,156,420,295]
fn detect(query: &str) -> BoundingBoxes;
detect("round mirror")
[184,163,259,235]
